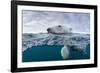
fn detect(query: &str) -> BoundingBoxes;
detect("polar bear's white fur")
[47,25,72,34]
[47,25,72,59]
[61,45,70,59]
[47,25,87,59]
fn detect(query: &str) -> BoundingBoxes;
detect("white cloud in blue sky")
[22,10,90,34]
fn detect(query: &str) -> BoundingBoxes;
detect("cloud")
[22,10,90,34]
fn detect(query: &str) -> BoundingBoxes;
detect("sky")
[22,10,90,34]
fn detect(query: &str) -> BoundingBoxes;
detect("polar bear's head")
[47,25,72,34]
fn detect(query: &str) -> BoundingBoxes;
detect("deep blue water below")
[22,45,90,62]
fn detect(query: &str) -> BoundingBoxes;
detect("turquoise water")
[22,44,90,62]
[22,33,90,62]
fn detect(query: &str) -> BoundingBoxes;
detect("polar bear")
[47,25,72,34]
[47,25,72,59]
[47,25,85,59]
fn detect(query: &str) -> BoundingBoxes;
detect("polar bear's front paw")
[61,46,69,59]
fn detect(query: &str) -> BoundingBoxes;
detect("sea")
[22,33,90,62]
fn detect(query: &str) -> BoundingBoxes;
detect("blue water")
[23,45,63,62]
[22,45,90,62]
[22,33,90,62]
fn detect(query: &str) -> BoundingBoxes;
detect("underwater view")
[22,33,90,62]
